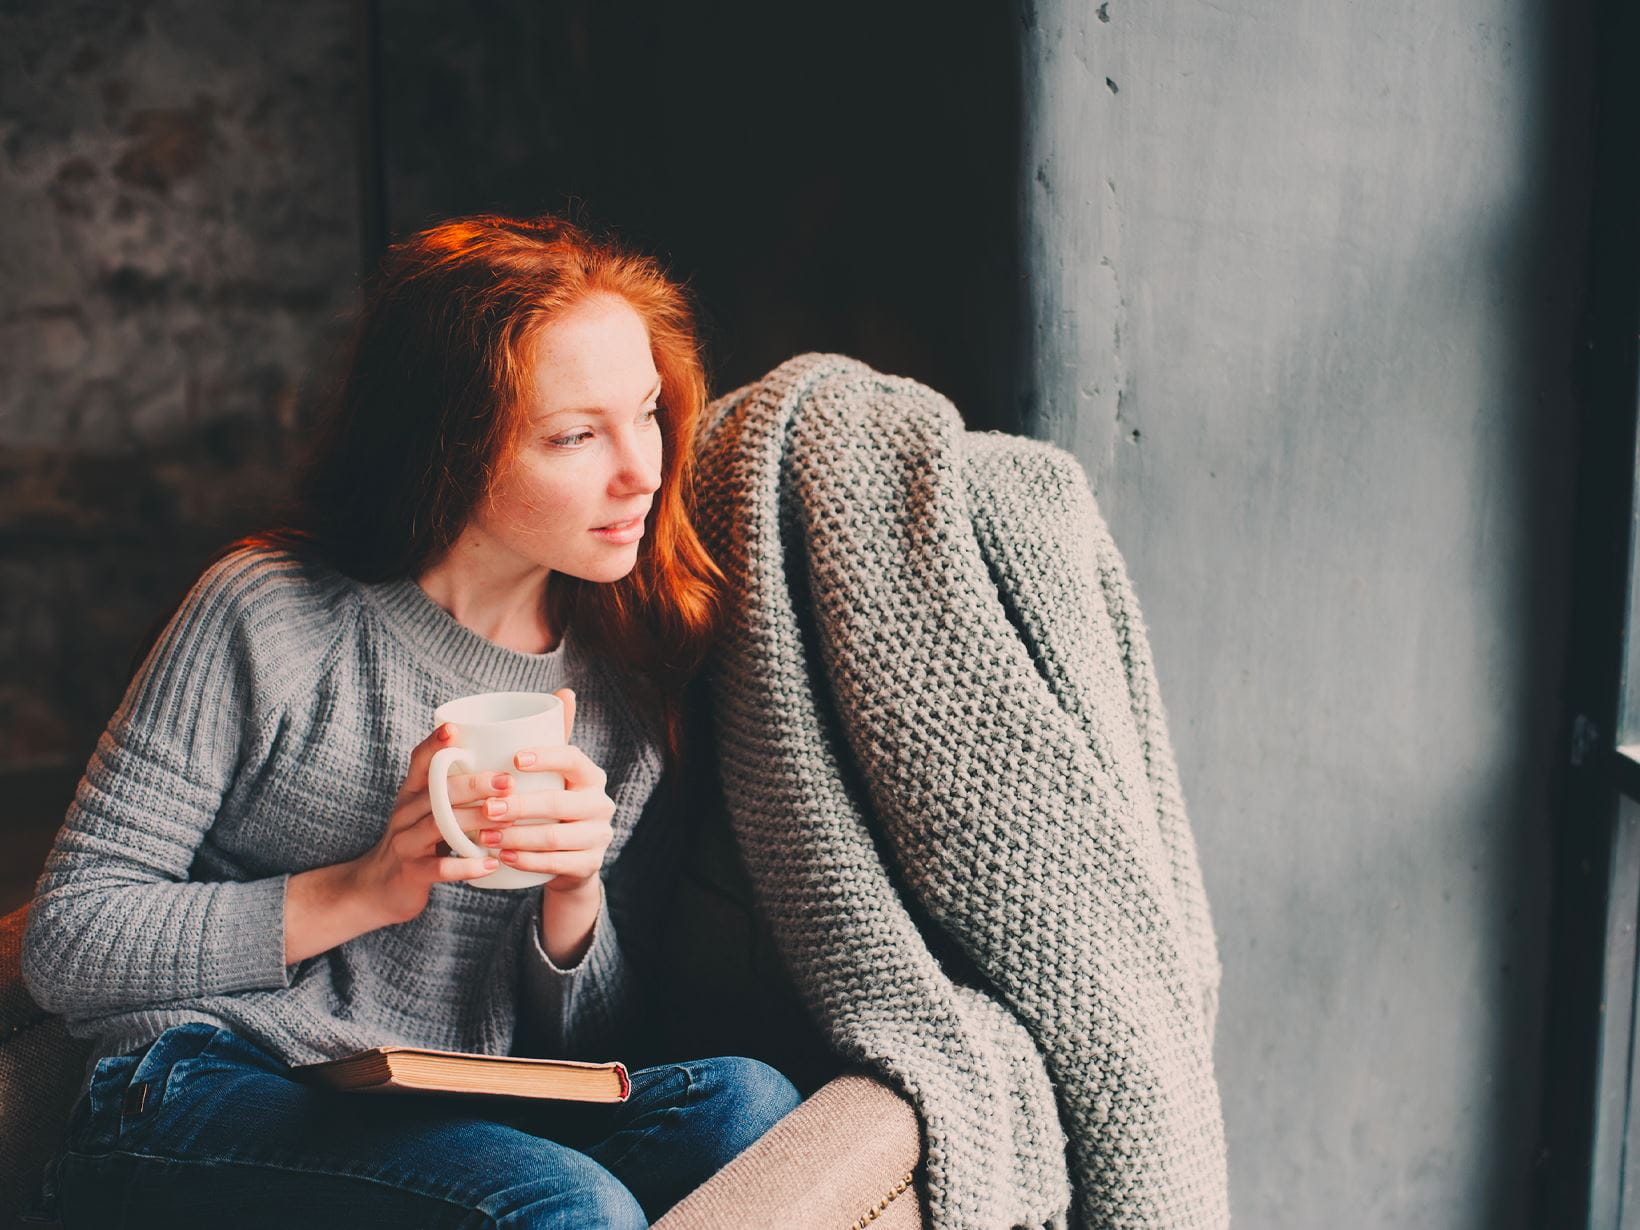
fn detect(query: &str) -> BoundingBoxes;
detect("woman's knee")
[574,1173,648,1230]
[486,1160,646,1230]
[688,1056,803,1153]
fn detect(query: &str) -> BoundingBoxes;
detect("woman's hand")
[348,722,523,925]
[483,690,616,897]
[283,689,612,967]
[284,722,512,963]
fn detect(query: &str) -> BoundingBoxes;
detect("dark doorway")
[367,0,1026,433]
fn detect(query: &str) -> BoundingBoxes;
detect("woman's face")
[467,293,664,586]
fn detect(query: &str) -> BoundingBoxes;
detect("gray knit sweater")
[693,353,1230,1230]
[21,548,673,1082]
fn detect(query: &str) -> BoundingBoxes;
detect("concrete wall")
[1019,1,1592,1225]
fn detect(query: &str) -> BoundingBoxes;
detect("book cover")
[293,1046,631,1104]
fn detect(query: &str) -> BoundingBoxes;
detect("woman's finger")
[398,723,458,799]
[437,769,516,807]
[392,798,505,842]
[484,817,611,854]
[555,688,576,740]
[496,848,602,879]
[397,771,514,833]
[396,808,500,855]
[510,745,607,791]
[393,809,447,855]
[497,787,615,824]
[402,733,517,808]
[432,854,501,882]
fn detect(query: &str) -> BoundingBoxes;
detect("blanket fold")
[695,352,1228,1229]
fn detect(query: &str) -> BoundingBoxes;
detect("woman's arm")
[283,861,397,966]
[23,551,516,1013]
[282,722,512,965]
[541,878,602,968]
[21,553,305,1016]
[517,781,680,1061]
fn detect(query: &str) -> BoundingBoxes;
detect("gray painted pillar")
[1018,2,1591,1225]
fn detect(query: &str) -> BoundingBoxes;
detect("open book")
[293,1046,631,1103]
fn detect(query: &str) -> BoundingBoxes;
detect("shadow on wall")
[0,411,317,773]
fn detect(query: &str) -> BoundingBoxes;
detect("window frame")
[1534,1,1640,1223]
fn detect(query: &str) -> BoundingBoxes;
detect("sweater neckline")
[360,574,571,690]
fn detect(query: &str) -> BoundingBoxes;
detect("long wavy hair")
[242,212,725,769]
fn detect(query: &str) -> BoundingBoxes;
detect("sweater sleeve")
[517,781,679,1062]
[518,886,631,1062]
[20,549,317,1019]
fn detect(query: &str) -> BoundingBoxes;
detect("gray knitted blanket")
[693,353,1229,1229]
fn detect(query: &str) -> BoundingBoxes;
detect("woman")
[21,213,802,1228]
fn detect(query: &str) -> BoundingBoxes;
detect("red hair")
[246,213,724,770]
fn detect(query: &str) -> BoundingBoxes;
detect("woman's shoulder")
[118,542,365,749]
[179,540,363,654]
[196,541,357,607]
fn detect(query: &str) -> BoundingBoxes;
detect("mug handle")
[427,747,488,860]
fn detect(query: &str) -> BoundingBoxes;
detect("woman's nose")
[612,435,662,495]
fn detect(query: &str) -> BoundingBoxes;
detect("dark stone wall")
[0,1,360,781]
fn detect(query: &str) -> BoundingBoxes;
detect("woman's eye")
[548,408,657,449]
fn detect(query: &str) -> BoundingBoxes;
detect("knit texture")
[21,547,671,1084]
[693,353,1229,1229]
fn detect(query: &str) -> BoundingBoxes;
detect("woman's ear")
[555,688,576,741]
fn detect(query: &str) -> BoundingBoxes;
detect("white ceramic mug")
[427,691,566,890]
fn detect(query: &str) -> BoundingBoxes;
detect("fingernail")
[501,850,519,863]
[438,723,455,742]
[515,751,537,767]
[492,772,511,791]
[481,829,502,846]
[483,857,499,870]
[485,797,508,818]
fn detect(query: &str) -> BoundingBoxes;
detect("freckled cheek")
[491,474,582,537]
[518,486,578,520]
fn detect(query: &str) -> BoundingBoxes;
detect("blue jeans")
[39,1022,803,1228]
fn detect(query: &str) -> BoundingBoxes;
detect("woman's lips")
[591,515,645,544]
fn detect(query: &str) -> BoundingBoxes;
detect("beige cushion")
[0,905,93,1226]
[655,1071,924,1230]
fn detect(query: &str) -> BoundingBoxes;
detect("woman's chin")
[564,555,642,585]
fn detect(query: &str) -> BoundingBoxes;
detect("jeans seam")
[595,1062,696,1177]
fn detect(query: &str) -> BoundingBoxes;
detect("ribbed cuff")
[198,874,294,995]
[520,888,628,1057]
